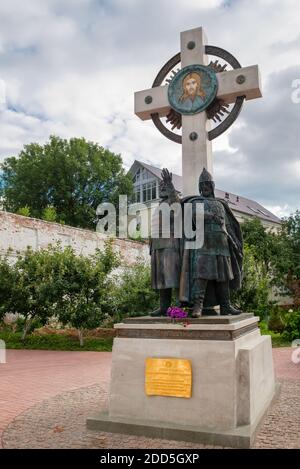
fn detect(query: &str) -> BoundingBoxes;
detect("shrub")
[3,245,67,340]
[282,310,300,341]
[42,206,57,222]
[0,239,120,345]
[56,239,120,346]
[109,261,159,318]
[231,244,272,319]
[267,306,286,334]
[0,256,15,322]
[16,206,31,217]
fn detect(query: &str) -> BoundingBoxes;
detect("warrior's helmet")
[199,167,215,195]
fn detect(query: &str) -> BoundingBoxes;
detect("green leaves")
[282,309,300,341]
[1,135,133,229]
[241,214,300,305]
[0,240,120,344]
[231,244,272,318]
[107,261,159,318]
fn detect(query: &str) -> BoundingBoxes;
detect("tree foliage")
[1,136,133,229]
[0,240,120,344]
[1,246,64,339]
[0,255,15,321]
[231,244,271,318]
[56,240,120,345]
[42,206,57,222]
[108,261,159,319]
[241,214,300,305]
[16,206,31,217]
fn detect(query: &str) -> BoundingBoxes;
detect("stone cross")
[134,27,262,196]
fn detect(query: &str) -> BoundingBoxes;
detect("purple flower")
[167,306,188,319]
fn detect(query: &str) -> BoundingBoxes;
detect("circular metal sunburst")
[151,46,246,143]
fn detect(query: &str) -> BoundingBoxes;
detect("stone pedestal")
[87,314,276,448]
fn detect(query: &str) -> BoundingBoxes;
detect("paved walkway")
[0,350,111,446]
[0,347,299,448]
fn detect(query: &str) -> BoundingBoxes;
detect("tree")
[108,261,159,319]
[241,218,275,272]
[241,215,300,305]
[0,255,15,322]
[0,240,120,343]
[280,211,300,306]
[56,240,120,345]
[282,210,300,277]
[2,246,64,340]
[231,244,271,318]
[1,136,133,229]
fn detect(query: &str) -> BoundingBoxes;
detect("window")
[141,181,157,202]
[132,167,158,203]
[152,182,157,200]
[133,169,141,183]
[134,189,141,203]
[143,183,147,202]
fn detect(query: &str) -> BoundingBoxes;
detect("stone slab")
[116,316,258,330]
[115,322,258,341]
[87,383,280,449]
[106,331,274,431]
[123,313,254,324]
[115,316,259,340]
[88,315,275,448]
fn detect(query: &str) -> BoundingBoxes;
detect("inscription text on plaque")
[145,358,192,398]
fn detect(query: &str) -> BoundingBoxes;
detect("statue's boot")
[191,279,207,318]
[191,295,205,318]
[217,281,242,316]
[220,304,242,315]
[150,288,172,317]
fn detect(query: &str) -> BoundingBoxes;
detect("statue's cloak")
[179,196,243,306]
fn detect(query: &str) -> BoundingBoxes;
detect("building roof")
[129,160,281,225]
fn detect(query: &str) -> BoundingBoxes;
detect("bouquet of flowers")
[167,306,188,321]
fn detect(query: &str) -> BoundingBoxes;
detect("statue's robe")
[179,196,243,306]
[150,202,181,290]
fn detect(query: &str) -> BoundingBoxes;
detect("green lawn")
[0,331,113,352]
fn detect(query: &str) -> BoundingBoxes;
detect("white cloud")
[0,79,6,110]
[265,205,293,219]
[0,0,299,214]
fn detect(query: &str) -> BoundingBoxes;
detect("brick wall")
[0,211,149,265]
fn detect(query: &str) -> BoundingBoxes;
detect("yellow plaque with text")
[145,358,192,398]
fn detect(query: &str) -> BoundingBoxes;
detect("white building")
[129,160,281,231]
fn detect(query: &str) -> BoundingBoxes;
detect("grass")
[0,330,113,352]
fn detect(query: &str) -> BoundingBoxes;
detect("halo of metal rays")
[150,46,245,143]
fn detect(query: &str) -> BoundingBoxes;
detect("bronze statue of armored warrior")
[180,168,243,317]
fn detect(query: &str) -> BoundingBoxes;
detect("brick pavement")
[0,349,111,445]
[0,347,299,449]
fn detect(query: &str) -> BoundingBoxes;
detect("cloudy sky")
[0,0,299,217]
